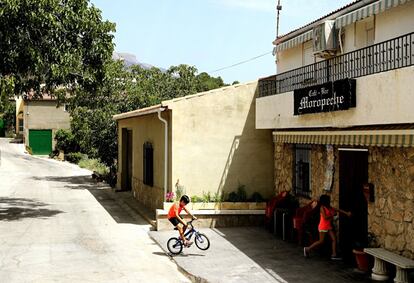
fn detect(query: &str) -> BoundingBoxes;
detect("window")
[355,16,375,48]
[294,145,311,198]
[18,119,24,132]
[302,40,315,66]
[143,142,154,187]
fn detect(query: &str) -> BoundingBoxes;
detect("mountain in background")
[112,52,166,72]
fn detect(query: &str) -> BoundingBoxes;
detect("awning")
[273,129,414,147]
[275,30,313,52]
[335,0,413,29]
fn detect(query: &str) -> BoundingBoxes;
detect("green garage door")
[29,130,52,155]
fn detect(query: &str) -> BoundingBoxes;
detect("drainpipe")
[157,108,168,202]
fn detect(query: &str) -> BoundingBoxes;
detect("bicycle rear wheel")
[195,233,210,250]
[167,237,183,255]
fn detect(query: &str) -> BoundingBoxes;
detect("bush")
[202,191,212,203]
[49,149,59,159]
[78,158,109,176]
[237,184,247,202]
[55,129,78,153]
[250,192,264,202]
[65,152,85,164]
[227,191,239,202]
[26,146,33,155]
[191,196,204,203]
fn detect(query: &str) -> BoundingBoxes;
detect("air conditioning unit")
[313,20,338,58]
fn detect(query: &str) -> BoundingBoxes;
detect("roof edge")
[113,104,166,121]
[274,0,376,45]
[113,80,259,121]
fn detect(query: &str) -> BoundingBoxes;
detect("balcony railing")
[259,31,414,97]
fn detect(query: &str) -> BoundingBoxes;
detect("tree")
[197,72,227,92]
[68,61,231,169]
[0,0,115,96]
[0,77,16,134]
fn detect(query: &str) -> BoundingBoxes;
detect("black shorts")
[169,217,180,227]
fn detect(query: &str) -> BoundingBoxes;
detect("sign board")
[294,79,356,115]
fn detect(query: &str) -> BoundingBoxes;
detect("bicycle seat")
[174,227,178,231]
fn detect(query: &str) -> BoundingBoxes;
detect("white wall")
[275,1,414,72]
[277,45,303,73]
[256,66,414,130]
[169,82,274,199]
[375,0,414,43]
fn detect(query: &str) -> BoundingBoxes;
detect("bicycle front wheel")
[195,233,210,250]
[167,237,183,255]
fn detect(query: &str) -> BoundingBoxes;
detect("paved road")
[0,139,189,283]
[151,227,373,283]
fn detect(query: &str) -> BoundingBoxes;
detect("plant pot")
[248,202,267,210]
[220,202,250,210]
[353,249,371,272]
[192,202,218,210]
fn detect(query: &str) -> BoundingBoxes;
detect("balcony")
[259,32,414,97]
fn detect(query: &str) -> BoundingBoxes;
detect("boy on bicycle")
[168,195,197,247]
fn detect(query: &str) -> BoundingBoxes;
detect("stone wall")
[367,146,414,259]
[132,177,164,211]
[274,142,414,259]
[274,143,293,193]
[274,143,339,208]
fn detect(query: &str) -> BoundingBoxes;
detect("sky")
[90,0,353,84]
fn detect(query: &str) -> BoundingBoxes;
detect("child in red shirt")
[304,194,351,260]
[168,195,197,247]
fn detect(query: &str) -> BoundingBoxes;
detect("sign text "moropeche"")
[294,79,356,116]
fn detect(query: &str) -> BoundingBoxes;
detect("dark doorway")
[121,129,133,191]
[339,149,368,262]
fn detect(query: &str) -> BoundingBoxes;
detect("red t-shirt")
[318,206,335,231]
[168,203,183,219]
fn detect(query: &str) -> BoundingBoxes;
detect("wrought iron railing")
[259,31,414,97]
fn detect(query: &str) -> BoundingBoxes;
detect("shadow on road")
[0,197,63,221]
[212,227,371,283]
[31,175,106,190]
[31,175,149,226]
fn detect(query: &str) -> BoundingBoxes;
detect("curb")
[147,233,209,283]
[119,198,157,229]
[115,196,156,229]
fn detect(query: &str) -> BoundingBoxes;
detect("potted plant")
[353,233,378,272]
[166,192,175,203]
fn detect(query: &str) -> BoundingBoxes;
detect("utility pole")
[276,0,282,39]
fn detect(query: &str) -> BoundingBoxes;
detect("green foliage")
[65,152,85,164]
[55,129,79,153]
[212,192,225,203]
[202,191,212,203]
[0,77,16,133]
[0,0,115,96]
[196,72,226,92]
[175,184,185,201]
[227,192,239,202]
[78,158,109,176]
[250,192,264,203]
[191,196,204,203]
[69,61,230,169]
[226,184,248,202]
[237,184,247,202]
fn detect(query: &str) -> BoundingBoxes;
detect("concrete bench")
[365,248,414,283]
[156,209,265,231]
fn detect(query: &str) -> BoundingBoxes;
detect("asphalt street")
[0,138,189,283]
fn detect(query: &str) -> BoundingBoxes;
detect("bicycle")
[167,219,210,255]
